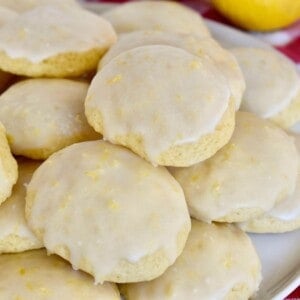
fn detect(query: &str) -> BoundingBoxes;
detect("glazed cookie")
[0,250,120,300]
[231,47,300,128]
[0,78,100,159]
[0,159,43,253]
[0,122,18,205]
[0,4,116,77]
[0,0,78,12]
[238,133,300,233]
[26,141,191,283]
[102,0,210,37]
[99,31,245,109]
[121,220,262,300]
[171,112,299,223]
[86,45,235,167]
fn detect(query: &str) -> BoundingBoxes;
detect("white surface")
[81,2,300,298]
[205,19,271,49]
[250,231,300,299]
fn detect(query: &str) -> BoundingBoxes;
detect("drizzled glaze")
[26,141,190,283]
[86,45,230,164]
[0,4,116,62]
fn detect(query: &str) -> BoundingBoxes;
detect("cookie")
[102,0,210,37]
[121,220,262,300]
[0,0,78,12]
[231,47,300,129]
[99,31,245,110]
[0,78,100,159]
[25,140,191,283]
[0,159,43,253]
[238,133,300,233]
[86,45,235,167]
[171,112,299,223]
[0,249,120,300]
[0,4,116,77]
[0,121,18,205]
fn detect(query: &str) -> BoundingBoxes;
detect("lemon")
[211,0,300,31]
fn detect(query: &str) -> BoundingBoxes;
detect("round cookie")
[231,47,300,129]
[0,4,116,77]
[0,78,100,159]
[0,159,43,253]
[99,31,245,110]
[121,220,262,300]
[0,121,18,205]
[0,0,79,12]
[102,0,210,37]
[171,112,299,223]
[0,249,120,300]
[86,45,235,167]
[238,133,300,233]
[25,140,191,283]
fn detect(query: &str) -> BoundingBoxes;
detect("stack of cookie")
[0,1,298,299]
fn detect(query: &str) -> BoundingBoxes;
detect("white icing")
[0,6,18,27]
[124,221,261,300]
[267,134,300,221]
[87,45,230,164]
[102,0,210,37]
[0,0,78,12]
[26,141,190,283]
[0,4,116,62]
[0,250,120,299]
[0,160,42,249]
[99,31,245,109]
[231,47,300,118]
[268,189,300,221]
[171,112,299,222]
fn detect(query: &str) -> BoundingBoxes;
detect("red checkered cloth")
[87,0,300,297]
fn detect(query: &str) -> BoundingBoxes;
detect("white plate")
[81,2,300,298]
[250,231,300,299]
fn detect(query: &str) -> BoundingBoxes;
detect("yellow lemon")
[211,0,300,31]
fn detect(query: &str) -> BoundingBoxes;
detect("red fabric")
[277,36,300,64]
[88,0,300,297]
[286,286,300,299]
